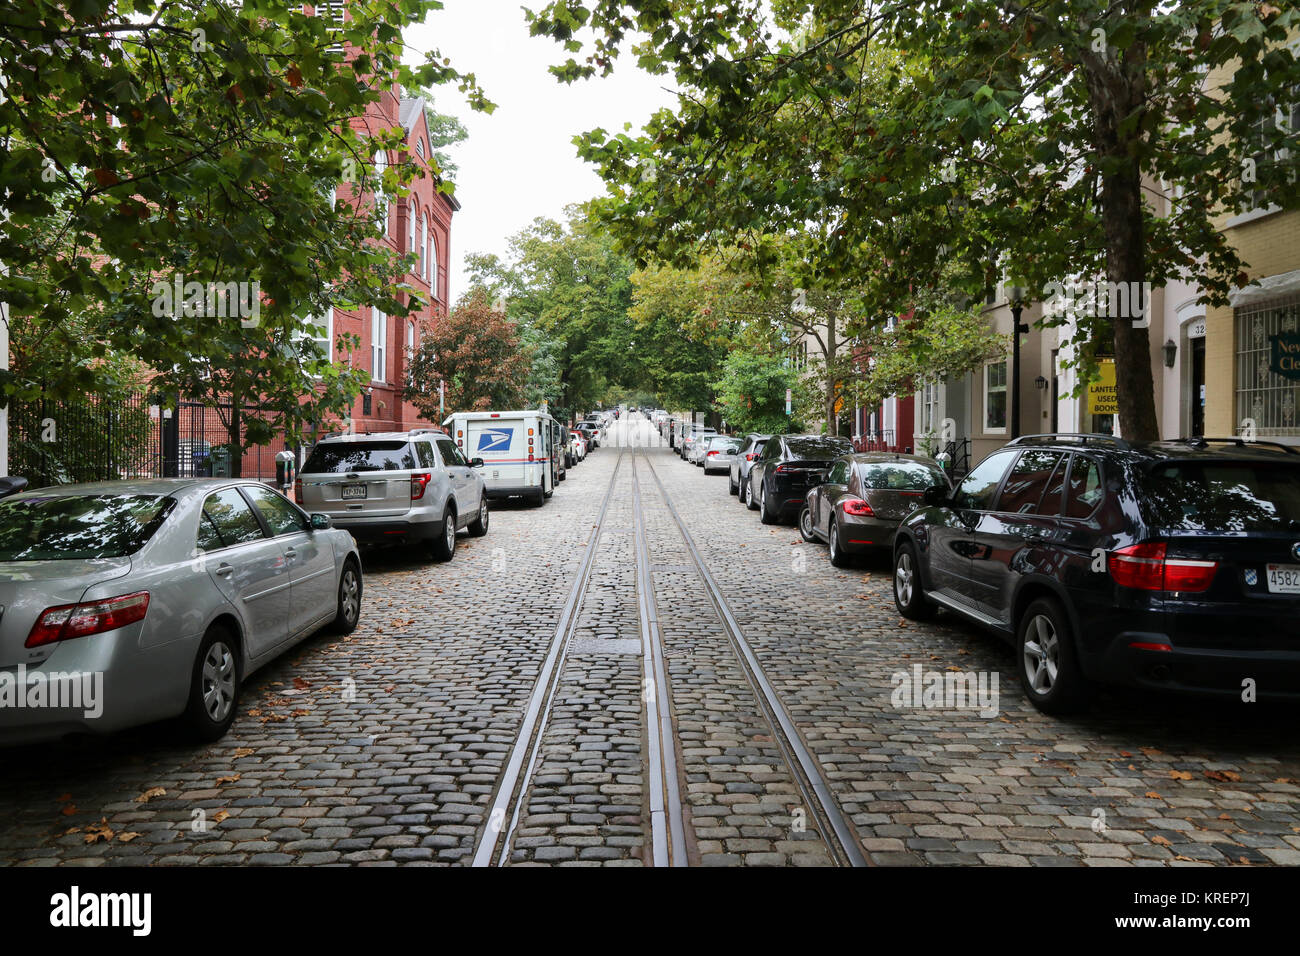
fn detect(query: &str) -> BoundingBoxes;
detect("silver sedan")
[0,479,362,745]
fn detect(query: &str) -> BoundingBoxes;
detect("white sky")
[405,1,679,298]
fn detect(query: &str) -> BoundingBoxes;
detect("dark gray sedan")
[799,453,951,566]
[0,479,362,745]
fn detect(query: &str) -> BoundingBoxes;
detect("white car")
[570,432,587,461]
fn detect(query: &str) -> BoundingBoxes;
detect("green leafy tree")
[406,290,534,416]
[466,209,637,417]
[527,1,1300,440]
[1,0,492,472]
[713,350,797,434]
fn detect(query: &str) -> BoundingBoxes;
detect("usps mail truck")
[444,410,558,506]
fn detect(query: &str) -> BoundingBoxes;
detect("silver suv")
[297,430,489,561]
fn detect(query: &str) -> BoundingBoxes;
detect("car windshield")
[1141,461,1300,532]
[303,440,416,473]
[859,461,947,490]
[710,438,742,452]
[786,437,853,459]
[0,494,174,561]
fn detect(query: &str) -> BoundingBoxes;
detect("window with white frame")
[371,307,386,383]
[984,361,1008,433]
[1245,85,1299,213]
[406,320,416,355]
[319,1,345,56]
[407,198,416,268]
[420,213,428,281]
[919,380,941,437]
[307,308,332,362]
[373,149,388,232]
[429,232,438,300]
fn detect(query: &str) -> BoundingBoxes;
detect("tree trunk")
[1086,36,1160,442]
[824,308,838,436]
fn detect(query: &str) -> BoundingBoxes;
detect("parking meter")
[275,450,297,492]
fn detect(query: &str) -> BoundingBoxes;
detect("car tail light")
[410,472,431,500]
[745,453,757,461]
[841,497,874,517]
[707,450,720,457]
[294,478,303,504]
[1108,542,1218,592]
[26,591,151,648]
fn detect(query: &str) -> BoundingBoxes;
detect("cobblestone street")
[3,420,1300,867]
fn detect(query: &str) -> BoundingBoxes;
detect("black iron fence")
[10,392,285,486]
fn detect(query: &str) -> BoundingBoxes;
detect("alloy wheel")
[1022,614,1060,695]
[895,551,914,606]
[202,641,237,723]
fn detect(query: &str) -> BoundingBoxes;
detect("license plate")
[341,483,367,500]
[1266,564,1300,593]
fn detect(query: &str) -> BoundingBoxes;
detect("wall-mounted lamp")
[1163,339,1178,368]
[1034,375,1049,390]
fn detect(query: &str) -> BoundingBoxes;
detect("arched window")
[407,320,416,354]
[420,213,428,281]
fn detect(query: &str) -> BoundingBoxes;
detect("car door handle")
[284,549,297,560]
[215,564,234,578]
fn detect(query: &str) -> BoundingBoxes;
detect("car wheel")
[328,559,362,634]
[183,625,241,742]
[431,509,457,561]
[729,473,738,495]
[759,486,777,524]
[893,542,935,620]
[745,477,759,511]
[1018,597,1091,715]
[828,519,853,567]
[798,507,819,543]
[468,495,490,536]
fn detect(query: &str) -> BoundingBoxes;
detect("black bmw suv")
[893,433,1300,713]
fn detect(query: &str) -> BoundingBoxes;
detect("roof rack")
[1006,433,1132,450]
[1181,437,1300,454]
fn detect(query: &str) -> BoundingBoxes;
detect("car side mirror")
[471,458,484,468]
[923,485,949,508]
[310,513,332,530]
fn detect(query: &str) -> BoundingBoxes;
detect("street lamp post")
[1009,286,1030,439]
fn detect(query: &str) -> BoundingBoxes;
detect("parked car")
[800,453,951,566]
[893,433,1300,713]
[0,479,362,744]
[0,477,28,500]
[746,434,854,524]
[687,429,723,465]
[298,429,488,559]
[681,426,717,461]
[729,434,771,496]
[570,431,588,462]
[575,422,601,449]
[702,435,744,473]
